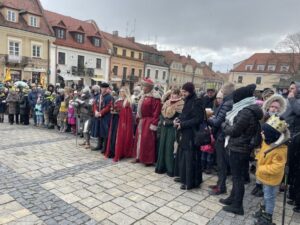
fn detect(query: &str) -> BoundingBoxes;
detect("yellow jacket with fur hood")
[256,140,287,186]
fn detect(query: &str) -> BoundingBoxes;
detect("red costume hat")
[141,78,154,87]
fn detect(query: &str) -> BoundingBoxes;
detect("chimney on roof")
[126,37,135,42]
[209,62,213,69]
[150,44,157,49]
[200,61,206,67]
[112,30,118,37]
[187,55,191,59]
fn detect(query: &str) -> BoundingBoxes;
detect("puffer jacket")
[256,140,287,186]
[282,82,300,136]
[223,104,263,154]
[208,94,233,140]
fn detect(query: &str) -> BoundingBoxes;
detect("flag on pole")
[4,68,11,82]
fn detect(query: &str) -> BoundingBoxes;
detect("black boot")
[253,203,265,218]
[91,138,101,151]
[252,183,263,195]
[223,205,244,215]
[219,197,233,206]
[255,212,274,225]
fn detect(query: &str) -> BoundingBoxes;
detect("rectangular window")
[9,41,20,56]
[256,77,262,85]
[93,38,101,47]
[131,68,135,75]
[155,70,159,79]
[238,76,243,83]
[56,28,65,39]
[131,51,134,58]
[96,58,101,69]
[113,66,118,76]
[139,53,142,60]
[139,69,142,78]
[30,16,38,27]
[7,10,16,22]
[163,71,166,80]
[58,52,66,65]
[147,69,150,78]
[245,65,253,71]
[75,33,84,43]
[122,67,127,77]
[122,49,126,57]
[257,65,265,71]
[113,47,118,55]
[280,65,289,72]
[32,45,41,58]
[268,65,276,71]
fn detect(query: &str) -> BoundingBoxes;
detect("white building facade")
[49,44,110,86]
[145,64,169,90]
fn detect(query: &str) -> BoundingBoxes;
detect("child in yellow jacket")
[254,115,289,225]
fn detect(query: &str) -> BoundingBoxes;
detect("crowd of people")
[0,79,300,225]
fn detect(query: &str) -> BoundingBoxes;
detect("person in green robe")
[155,88,184,177]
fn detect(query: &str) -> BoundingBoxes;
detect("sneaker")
[287,200,295,206]
[223,205,244,215]
[253,204,265,218]
[209,187,226,195]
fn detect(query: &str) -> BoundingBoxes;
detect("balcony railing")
[5,55,29,66]
[71,66,94,76]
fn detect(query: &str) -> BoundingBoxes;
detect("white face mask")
[268,111,278,116]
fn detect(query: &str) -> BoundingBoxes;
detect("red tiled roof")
[160,50,198,68]
[44,10,108,55]
[232,53,300,74]
[102,32,143,52]
[0,0,53,36]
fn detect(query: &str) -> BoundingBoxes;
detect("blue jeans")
[263,184,278,215]
[36,115,43,126]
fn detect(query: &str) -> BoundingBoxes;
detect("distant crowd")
[1,79,300,225]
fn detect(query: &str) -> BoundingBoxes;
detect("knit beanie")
[182,82,195,94]
[261,123,281,145]
[233,84,256,103]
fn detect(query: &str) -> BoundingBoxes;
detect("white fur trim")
[150,124,158,131]
[262,94,287,116]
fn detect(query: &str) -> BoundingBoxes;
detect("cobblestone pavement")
[0,122,299,225]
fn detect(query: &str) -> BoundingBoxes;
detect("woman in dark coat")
[0,87,6,123]
[174,82,204,190]
[19,88,31,125]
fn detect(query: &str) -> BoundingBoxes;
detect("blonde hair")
[120,87,132,107]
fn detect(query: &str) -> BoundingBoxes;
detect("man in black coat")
[207,82,235,195]
[219,84,263,215]
[174,82,204,190]
[282,81,300,213]
[202,88,216,109]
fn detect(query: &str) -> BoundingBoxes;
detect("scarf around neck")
[224,96,255,147]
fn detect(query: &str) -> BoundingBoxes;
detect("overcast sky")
[41,0,300,72]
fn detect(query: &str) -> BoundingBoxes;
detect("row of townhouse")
[230,52,300,91]
[0,0,224,91]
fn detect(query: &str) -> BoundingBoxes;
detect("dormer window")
[268,64,276,71]
[75,33,84,43]
[7,10,16,22]
[280,65,289,72]
[93,37,101,47]
[29,16,38,27]
[257,65,265,71]
[55,28,65,39]
[245,65,253,71]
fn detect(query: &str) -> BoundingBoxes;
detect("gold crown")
[266,115,288,133]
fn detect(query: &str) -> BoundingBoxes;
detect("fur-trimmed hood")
[262,94,287,116]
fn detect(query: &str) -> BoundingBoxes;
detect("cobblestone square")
[0,123,299,225]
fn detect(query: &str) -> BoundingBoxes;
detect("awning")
[59,74,81,81]
[92,77,106,82]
